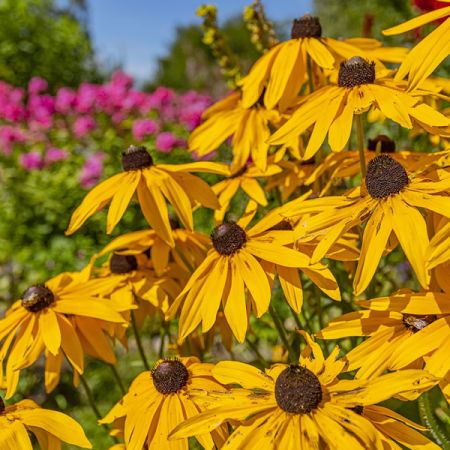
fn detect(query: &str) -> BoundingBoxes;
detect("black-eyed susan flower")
[428,216,450,271]
[96,222,209,276]
[66,145,228,245]
[0,271,126,398]
[166,209,338,342]
[269,56,450,159]
[290,154,450,295]
[188,91,281,172]
[0,396,92,449]
[352,404,440,449]
[383,4,450,90]
[99,357,227,450]
[212,162,281,222]
[318,290,450,398]
[240,14,402,112]
[170,333,437,449]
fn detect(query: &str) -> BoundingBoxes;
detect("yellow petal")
[39,309,61,356]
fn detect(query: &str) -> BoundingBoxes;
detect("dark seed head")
[403,314,437,333]
[367,135,396,153]
[21,285,55,312]
[211,222,247,256]
[275,365,323,414]
[338,56,375,88]
[109,253,138,274]
[122,145,153,171]
[291,14,322,39]
[365,155,409,199]
[152,359,190,394]
[269,219,293,231]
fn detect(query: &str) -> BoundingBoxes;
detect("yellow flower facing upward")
[383,3,450,90]
[240,14,403,112]
[0,272,126,398]
[0,396,92,449]
[66,145,228,245]
[289,154,450,295]
[188,91,281,172]
[269,56,450,160]
[212,162,281,222]
[170,333,438,449]
[99,357,227,450]
[318,290,450,400]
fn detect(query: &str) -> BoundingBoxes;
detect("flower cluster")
[1,1,450,449]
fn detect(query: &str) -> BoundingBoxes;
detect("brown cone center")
[211,222,247,255]
[21,285,55,312]
[291,14,322,38]
[109,253,138,274]
[122,145,153,171]
[152,359,189,394]
[338,56,375,88]
[275,365,323,414]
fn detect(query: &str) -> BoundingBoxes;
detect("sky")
[87,0,312,83]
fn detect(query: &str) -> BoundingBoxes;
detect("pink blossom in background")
[75,83,98,114]
[112,112,125,125]
[79,152,105,188]
[155,132,184,153]
[148,87,175,111]
[19,151,44,171]
[28,77,48,95]
[45,147,68,165]
[192,150,217,161]
[0,126,26,155]
[55,88,77,114]
[132,119,159,141]
[73,116,96,138]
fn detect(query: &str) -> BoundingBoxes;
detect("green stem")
[159,322,167,359]
[108,364,126,395]
[131,311,150,371]
[356,114,366,177]
[79,374,102,420]
[419,391,450,449]
[307,55,315,93]
[269,306,296,363]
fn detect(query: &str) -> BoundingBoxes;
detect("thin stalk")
[307,55,315,93]
[131,311,150,371]
[356,114,366,177]
[108,364,126,395]
[419,391,450,449]
[269,306,296,363]
[158,323,167,359]
[79,374,102,420]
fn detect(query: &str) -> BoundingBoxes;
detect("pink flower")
[73,116,96,138]
[0,126,26,155]
[28,77,48,95]
[55,88,77,114]
[19,151,44,171]
[45,147,68,164]
[79,152,105,188]
[155,132,184,153]
[132,119,159,141]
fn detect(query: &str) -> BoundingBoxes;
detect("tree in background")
[0,0,99,90]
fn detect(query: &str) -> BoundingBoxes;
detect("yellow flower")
[170,333,437,449]
[212,162,281,222]
[0,397,91,449]
[240,15,402,112]
[383,4,450,90]
[188,91,281,172]
[0,271,125,398]
[99,357,227,450]
[428,216,450,272]
[318,290,450,400]
[289,154,450,295]
[66,145,228,245]
[269,57,450,160]
[166,208,340,342]
[307,135,449,195]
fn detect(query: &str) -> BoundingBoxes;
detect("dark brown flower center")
[367,135,396,153]
[291,14,322,39]
[275,365,323,414]
[403,314,437,333]
[338,57,375,88]
[21,285,55,312]
[211,222,247,255]
[122,145,153,171]
[365,155,409,199]
[269,219,293,231]
[152,359,189,394]
[109,253,138,274]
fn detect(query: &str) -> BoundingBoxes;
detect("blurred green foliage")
[0,0,99,90]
